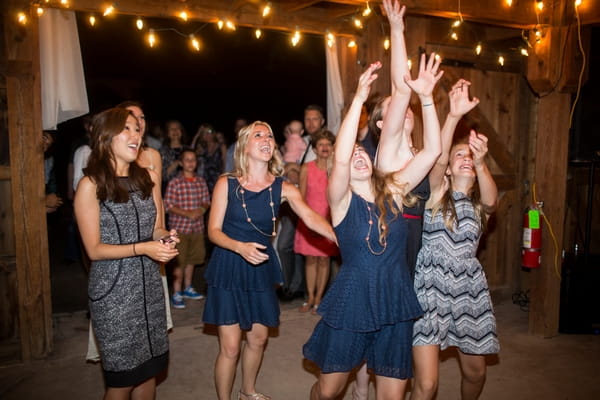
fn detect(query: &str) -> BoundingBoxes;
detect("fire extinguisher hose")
[532,182,561,279]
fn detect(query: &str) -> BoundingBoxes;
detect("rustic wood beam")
[3,2,53,359]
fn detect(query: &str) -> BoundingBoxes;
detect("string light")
[536,0,544,12]
[407,59,412,70]
[327,32,335,48]
[255,28,262,39]
[362,2,372,17]
[147,30,157,48]
[136,17,144,30]
[88,15,96,26]
[353,17,363,29]
[262,3,271,18]
[59,0,69,6]
[434,54,442,62]
[225,20,236,31]
[17,12,27,25]
[178,11,189,22]
[291,29,301,46]
[520,48,529,56]
[347,40,357,48]
[574,0,582,6]
[498,55,505,66]
[506,0,513,6]
[36,7,44,16]
[452,20,462,28]
[383,37,390,50]
[475,43,482,55]
[451,31,458,40]
[189,35,200,51]
[217,19,224,30]
[103,5,115,17]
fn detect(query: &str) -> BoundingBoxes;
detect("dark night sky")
[74,13,327,144]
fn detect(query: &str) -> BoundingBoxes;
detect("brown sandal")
[299,302,311,313]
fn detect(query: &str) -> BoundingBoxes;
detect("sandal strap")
[239,390,272,400]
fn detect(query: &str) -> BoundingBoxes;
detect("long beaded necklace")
[239,184,277,237]
[363,196,387,255]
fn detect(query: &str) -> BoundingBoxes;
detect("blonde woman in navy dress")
[303,55,442,399]
[411,80,499,400]
[202,121,336,400]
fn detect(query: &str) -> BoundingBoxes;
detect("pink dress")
[282,133,307,164]
[294,161,339,257]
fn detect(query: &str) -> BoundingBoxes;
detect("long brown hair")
[84,107,153,202]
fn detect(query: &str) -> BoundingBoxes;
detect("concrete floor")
[1,296,599,400]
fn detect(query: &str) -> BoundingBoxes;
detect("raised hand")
[468,130,489,167]
[355,61,382,103]
[448,79,480,118]
[405,52,444,98]
[382,0,406,32]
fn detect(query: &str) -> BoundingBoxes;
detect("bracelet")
[422,103,433,107]
[133,243,137,256]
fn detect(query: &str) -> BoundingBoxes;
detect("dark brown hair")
[84,107,153,202]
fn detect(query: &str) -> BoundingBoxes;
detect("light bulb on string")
[435,54,442,62]
[217,20,224,30]
[88,15,96,26]
[363,2,372,17]
[255,29,262,39]
[17,12,27,25]
[574,0,582,6]
[36,7,44,16]
[262,3,271,18]
[383,37,390,50]
[475,43,482,55]
[225,20,236,31]
[178,11,189,22]
[347,40,357,48]
[189,35,200,52]
[60,0,69,7]
[536,0,544,12]
[498,56,505,66]
[520,48,529,56]
[451,31,458,40]
[407,59,412,70]
[327,32,335,48]
[136,18,144,30]
[147,30,157,48]
[353,17,363,29]
[506,0,513,6]
[291,30,301,47]
[103,5,115,17]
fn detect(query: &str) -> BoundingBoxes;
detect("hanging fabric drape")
[39,9,89,130]
[325,38,344,136]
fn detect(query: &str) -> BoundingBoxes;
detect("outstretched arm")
[328,61,381,221]
[393,52,443,193]
[469,130,497,216]
[429,79,480,197]
[376,0,412,172]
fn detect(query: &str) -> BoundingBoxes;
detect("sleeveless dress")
[294,161,339,257]
[303,192,423,378]
[202,176,284,330]
[88,180,168,387]
[413,191,500,354]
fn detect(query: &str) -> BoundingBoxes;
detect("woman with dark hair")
[75,107,178,399]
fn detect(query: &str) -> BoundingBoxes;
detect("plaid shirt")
[164,173,211,234]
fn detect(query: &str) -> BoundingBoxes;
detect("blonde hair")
[230,121,284,178]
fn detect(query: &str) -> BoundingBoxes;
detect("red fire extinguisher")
[522,202,543,268]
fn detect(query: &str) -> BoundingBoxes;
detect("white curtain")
[39,9,89,130]
[325,38,344,135]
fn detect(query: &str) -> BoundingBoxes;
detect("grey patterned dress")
[413,191,499,355]
[88,179,168,387]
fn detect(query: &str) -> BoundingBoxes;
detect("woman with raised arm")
[75,107,178,400]
[303,54,441,400]
[201,121,336,400]
[411,80,499,400]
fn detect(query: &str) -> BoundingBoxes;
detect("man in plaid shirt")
[164,149,211,309]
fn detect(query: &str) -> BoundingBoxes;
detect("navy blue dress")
[303,192,423,379]
[402,177,430,281]
[202,176,284,330]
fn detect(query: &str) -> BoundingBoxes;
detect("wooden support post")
[3,3,53,359]
[528,92,571,337]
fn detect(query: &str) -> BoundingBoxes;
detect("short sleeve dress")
[202,176,284,330]
[293,161,339,257]
[88,179,168,387]
[413,191,500,354]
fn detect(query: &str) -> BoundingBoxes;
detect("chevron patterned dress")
[413,191,499,354]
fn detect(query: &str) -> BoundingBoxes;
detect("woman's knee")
[414,374,438,396]
[463,366,486,385]
[219,341,241,359]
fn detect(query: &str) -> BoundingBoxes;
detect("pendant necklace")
[240,185,277,237]
[363,197,387,255]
